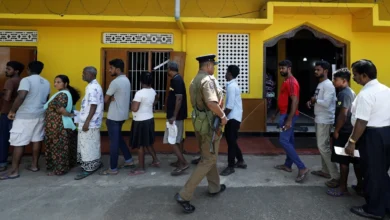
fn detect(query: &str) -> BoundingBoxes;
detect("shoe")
[350,206,384,220]
[191,157,201,165]
[220,167,235,176]
[174,193,195,214]
[234,161,247,169]
[208,184,227,196]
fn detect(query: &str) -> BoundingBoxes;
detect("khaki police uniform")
[179,70,223,201]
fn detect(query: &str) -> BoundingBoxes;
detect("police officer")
[174,54,227,213]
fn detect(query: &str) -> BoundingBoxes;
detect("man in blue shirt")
[220,65,246,176]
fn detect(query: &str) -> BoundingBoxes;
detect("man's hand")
[306,100,312,109]
[283,118,292,131]
[7,111,16,120]
[221,116,228,126]
[82,122,90,132]
[333,131,339,140]
[311,97,317,104]
[168,116,176,125]
[110,97,116,102]
[345,142,355,157]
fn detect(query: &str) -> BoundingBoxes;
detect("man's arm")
[287,96,298,122]
[172,95,183,118]
[84,104,97,125]
[224,85,235,116]
[10,90,28,113]
[315,85,336,107]
[334,108,348,133]
[105,81,116,105]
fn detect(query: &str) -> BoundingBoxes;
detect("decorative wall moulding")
[103,33,173,45]
[0,30,38,43]
[217,33,250,93]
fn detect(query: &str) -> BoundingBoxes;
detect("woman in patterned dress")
[44,75,80,176]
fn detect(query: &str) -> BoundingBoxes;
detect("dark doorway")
[264,26,346,133]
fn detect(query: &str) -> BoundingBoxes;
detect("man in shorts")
[1,61,50,180]
[164,61,189,176]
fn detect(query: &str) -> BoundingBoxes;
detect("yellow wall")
[2,6,390,132]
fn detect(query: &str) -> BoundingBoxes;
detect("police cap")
[196,54,219,65]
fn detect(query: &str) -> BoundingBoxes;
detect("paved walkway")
[0,154,381,220]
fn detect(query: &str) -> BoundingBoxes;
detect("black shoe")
[234,161,247,169]
[350,206,384,220]
[220,167,235,176]
[208,184,227,197]
[191,157,201,165]
[174,193,195,214]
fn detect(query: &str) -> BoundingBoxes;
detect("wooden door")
[164,51,186,111]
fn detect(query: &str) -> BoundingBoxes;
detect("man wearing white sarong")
[75,66,104,180]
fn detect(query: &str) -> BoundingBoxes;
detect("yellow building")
[0,0,390,134]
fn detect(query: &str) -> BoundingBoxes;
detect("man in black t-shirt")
[164,61,189,176]
[327,68,363,197]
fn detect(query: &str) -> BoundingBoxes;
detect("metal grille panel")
[103,33,173,45]
[0,30,37,42]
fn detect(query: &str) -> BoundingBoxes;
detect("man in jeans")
[1,61,50,180]
[100,59,134,175]
[0,61,24,172]
[164,61,189,176]
[220,65,246,176]
[307,60,339,188]
[273,60,309,183]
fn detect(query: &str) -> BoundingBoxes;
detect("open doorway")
[264,25,347,133]
[0,46,37,110]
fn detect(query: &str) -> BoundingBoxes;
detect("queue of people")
[0,55,389,218]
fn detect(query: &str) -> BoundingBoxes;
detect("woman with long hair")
[44,75,80,176]
[129,72,160,175]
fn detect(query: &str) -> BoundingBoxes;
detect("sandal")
[25,165,40,172]
[0,166,7,172]
[119,163,136,169]
[74,171,93,180]
[295,169,310,183]
[171,164,190,176]
[0,173,20,180]
[99,169,119,176]
[325,179,340,188]
[149,161,161,168]
[129,169,145,176]
[311,170,331,179]
[326,188,350,197]
[274,164,292,173]
[170,161,179,167]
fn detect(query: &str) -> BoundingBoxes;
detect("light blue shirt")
[225,79,243,122]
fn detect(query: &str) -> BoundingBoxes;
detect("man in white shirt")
[0,61,50,180]
[220,65,246,176]
[75,66,104,180]
[99,59,134,175]
[346,59,390,219]
[307,60,339,188]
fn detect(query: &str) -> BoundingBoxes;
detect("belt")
[366,126,390,130]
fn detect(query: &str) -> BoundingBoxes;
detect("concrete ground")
[0,154,385,220]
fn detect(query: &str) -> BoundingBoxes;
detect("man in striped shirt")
[272,60,309,183]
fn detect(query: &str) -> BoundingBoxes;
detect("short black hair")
[227,65,240,78]
[141,72,153,86]
[315,60,331,72]
[109,59,125,72]
[351,59,377,80]
[278,60,292,68]
[6,61,24,74]
[28,61,44,74]
[333,68,351,82]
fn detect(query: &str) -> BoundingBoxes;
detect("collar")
[227,79,237,86]
[364,79,378,88]
[172,73,180,79]
[89,79,97,84]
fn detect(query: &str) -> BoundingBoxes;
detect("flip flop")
[325,179,340,188]
[129,169,145,176]
[99,169,119,176]
[274,164,292,173]
[25,165,40,172]
[0,173,20,180]
[119,163,136,169]
[311,170,331,179]
[74,171,93,180]
[149,162,161,168]
[171,165,189,176]
[170,161,179,167]
[326,188,350,197]
[0,166,7,172]
[295,169,310,183]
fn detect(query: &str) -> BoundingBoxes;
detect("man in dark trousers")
[220,65,246,176]
[346,59,390,219]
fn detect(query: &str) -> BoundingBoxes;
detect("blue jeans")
[0,114,12,167]
[106,119,133,170]
[279,114,306,170]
